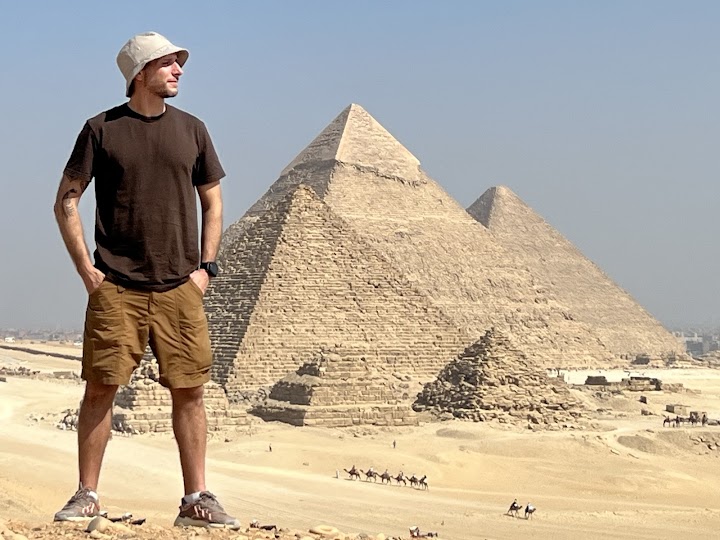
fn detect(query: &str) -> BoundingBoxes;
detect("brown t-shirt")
[64,103,225,291]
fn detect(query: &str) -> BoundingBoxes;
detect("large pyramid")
[211,104,614,393]
[467,186,683,358]
[206,184,469,400]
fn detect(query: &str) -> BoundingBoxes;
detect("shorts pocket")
[187,278,205,299]
[177,282,212,368]
[85,282,123,348]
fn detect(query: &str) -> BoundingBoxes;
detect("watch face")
[202,262,219,277]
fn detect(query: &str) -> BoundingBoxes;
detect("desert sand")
[2,345,720,540]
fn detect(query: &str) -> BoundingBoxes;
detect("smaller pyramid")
[413,328,588,429]
[252,348,418,427]
[467,186,684,359]
[111,353,248,434]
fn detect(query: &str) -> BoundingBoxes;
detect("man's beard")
[147,81,178,99]
[154,87,178,99]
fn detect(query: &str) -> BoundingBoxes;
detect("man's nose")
[172,63,183,76]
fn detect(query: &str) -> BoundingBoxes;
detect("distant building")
[674,330,720,356]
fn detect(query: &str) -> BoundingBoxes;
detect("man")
[506,498,521,517]
[524,502,536,519]
[52,32,239,530]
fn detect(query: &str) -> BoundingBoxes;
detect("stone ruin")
[698,351,720,368]
[467,186,685,360]
[413,328,588,429]
[0,365,80,385]
[58,354,249,434]
[251,348,417,427]
[110,355,248,434]
[666,404,688,415]
[581,375,684,393]
[0,365,40,378]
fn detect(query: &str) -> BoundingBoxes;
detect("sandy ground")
[2,349,720,540]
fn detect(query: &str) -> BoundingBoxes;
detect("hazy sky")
[1,1,718,330]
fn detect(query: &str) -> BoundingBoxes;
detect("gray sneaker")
[54,487,100,522]
[173,491,241,530]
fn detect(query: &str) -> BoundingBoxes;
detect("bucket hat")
[116,32,189,97]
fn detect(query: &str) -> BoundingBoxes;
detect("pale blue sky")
[0,1,718,330]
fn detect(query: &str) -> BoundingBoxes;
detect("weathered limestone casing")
[252,349,418,427]
[467,186,684,359]
[207,184,469,400]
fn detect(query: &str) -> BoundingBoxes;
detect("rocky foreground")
[0,518,410,540]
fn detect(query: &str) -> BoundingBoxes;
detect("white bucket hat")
[116,32,189,97]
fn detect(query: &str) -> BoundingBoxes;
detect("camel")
[506,499,521,518]
[380,470,393,484]
[663,416,673,427]
[343,466,360,480]
[360,468,379,482]
[524,503,536,520]
[408,474,419,488]
[394,471,407,486]
[418,475,428,490]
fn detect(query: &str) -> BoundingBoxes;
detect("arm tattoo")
[62,198,76,217]
[60,179,90,218]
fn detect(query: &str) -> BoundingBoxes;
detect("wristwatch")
[199,261,219,278]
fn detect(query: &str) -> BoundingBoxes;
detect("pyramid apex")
[280,104,421,180]
[467,185,524,228]
[484,185,518,199]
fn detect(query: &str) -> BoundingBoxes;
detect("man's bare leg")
[171,385,207,494]
[78,381,118,490]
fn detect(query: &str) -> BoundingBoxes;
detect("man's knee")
[83,381,119,405]
[170,385,204,406]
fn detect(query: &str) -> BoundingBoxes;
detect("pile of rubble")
[698,351,720,367]
[0,365,80,383]
[57,357,248,435]
[413,328,589,429]
[0,365,40,378]
[252,349,418,427]
[0,517,407,540]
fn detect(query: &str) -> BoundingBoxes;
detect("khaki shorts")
[82,279,212,389]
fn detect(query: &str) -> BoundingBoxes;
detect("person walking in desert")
[53,31,239,530]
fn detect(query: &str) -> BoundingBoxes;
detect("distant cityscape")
[2,326,719,357]
[1,327,82,345]
[673,330,720,356]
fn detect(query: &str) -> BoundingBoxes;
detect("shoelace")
[68,488,92,504]
[197,491,224,512]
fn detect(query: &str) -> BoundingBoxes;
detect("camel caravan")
[342,465,428,490]
[662,411,708,428]
[506,499,536,520]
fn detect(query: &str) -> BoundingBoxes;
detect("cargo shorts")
[81,279,212,389]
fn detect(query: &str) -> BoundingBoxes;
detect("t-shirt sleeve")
[193,123,226,186]
[64,122,96,180]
